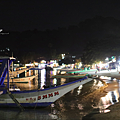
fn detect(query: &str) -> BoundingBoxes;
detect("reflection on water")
[97,77,119,113]
[77,85,83,95]
[1,69,120,120]
[96,90,119,113]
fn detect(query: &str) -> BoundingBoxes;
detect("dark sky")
[0,0,120,31]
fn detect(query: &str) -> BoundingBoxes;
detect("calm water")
[1,69,120,120]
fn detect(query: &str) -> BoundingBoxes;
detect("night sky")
[0,0,120,31]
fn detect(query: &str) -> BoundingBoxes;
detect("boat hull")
[4,75,38,83]
[66,69,97,74]
[51,74,87,78]
[0,102,52,107]
[0,77,92,108]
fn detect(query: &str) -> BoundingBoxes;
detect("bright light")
[53,78,57,85]
[41,60,46,64]
[78,85,83,90]
[100,76,111,80]
[6,48,10,51]
[99,61,103,68]
[112,56,114,59]
[53,69,57,75]
[113,78,117,81]
[62,54,65,59]
[112,58,116,62]
[105,57,109,61]
[0,29,3,32]
[72,56,76,58]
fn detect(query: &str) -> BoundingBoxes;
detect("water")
[0,70,120,120]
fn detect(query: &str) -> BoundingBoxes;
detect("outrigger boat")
[58,69,97,74]
[9,67,32,77]
[4,74,38,83]
[0,57,92,109]
[51,73,87,78]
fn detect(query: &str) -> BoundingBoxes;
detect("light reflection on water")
[1,69,120,120]
[91,76,119,114]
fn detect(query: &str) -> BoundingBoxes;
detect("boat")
[0,57,93,108]
[58,69,97,74]
[0,76,93,108]
[4,74,38,83]
[9,67,32,77]
[51,73,87,78]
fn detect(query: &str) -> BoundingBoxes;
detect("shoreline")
[84,70,120,120]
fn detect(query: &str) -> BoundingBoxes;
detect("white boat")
[51,73,87,78]
[9,67,32,77]
[0,77,92,108]
[0,57,93,108]
[4,74,38,83]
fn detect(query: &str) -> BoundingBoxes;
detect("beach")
[85,70,120,120]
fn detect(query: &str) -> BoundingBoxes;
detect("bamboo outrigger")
[0,57,93,109]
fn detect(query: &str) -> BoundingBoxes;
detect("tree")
[82,39,120,64]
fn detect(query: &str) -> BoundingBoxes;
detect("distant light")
[6,48,10,51]
[41,60,46,64]
[72,56,76,58]
[0,29,3,32]
[112,58,116,62]
[55,60,56,63]
[105,57,109,61]
[62,54,65,59]
[0,33,9,35]
[111,56,114,59]
[0,29,9,35]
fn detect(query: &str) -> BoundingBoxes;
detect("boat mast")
[12,52,13,77]
[11,52,14,83]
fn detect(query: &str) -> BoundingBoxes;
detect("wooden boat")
[0,57,93,108]
[4,74,38,83]
[0,76,93,108]
[64,69,97,74]
[9,67,32,77]
[51,73,87,78]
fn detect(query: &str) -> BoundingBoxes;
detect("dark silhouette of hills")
[1,16,120,63]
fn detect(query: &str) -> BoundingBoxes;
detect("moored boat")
[4,74,38,83]
[9,67,32,77]
[51,73,87,78]
[59,69,97,74]
[0,76,92,108]
[0,57,93,108]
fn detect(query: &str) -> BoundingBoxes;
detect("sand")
[88,70,120,120]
